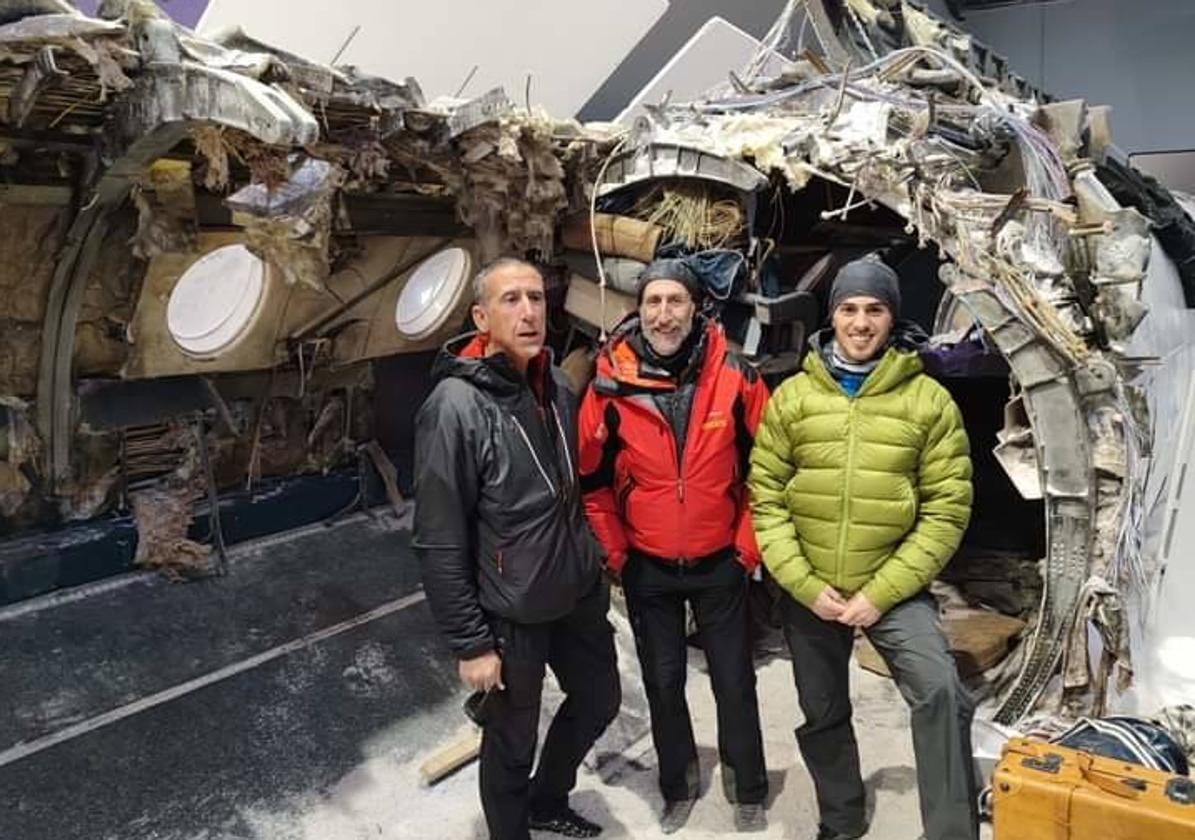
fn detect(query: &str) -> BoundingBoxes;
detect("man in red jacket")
[578,259,770,833]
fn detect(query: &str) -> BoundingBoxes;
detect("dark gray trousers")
[623,551,768,805]
[780,592,979,840]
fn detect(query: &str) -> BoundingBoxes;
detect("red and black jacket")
[578,318,769,573]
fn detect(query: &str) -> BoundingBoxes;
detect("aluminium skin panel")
[1119,223,1195,714]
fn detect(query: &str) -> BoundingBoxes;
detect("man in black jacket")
[413,257,620,840]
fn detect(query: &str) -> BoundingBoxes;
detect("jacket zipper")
[628,395,687,562]
[652,399,686,562]
[511,416,557,497]
[508,394,599,581]
[550,404,575,496]
[836,400,858,590]
[550,404,599,576]
[671,424,686,563]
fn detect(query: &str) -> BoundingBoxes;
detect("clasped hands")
[812,586,881,628]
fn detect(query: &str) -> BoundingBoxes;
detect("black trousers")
[622,550,768,805]
[479,581,621,840]
[780,593,979,840]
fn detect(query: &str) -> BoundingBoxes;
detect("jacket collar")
[805,323,924,397]
[432,332,553,401]
[596,316,722,394]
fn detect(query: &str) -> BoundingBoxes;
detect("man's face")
[472,264,546,370]
[640,278,696,357]
[832,295,894,363]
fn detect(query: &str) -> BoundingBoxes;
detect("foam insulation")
[229,158,341,292]
[0,396,38,518]
[0,206,63,319]
[75,208,141,378]
[0,205,63,396]
[662,113,820,192]
[0,323,41,398]
[65,27,133,98]
[130,481,211,579]
[126,421,213,579]
[130,160,197,260]
[191,125,294,193]
[443,112,571,260]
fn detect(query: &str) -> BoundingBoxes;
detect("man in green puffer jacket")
[748,256,978,840]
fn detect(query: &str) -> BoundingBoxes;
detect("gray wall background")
[960,0,1195,155]
[580,0,1193,156]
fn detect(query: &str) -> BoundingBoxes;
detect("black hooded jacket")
[412,333,603,658]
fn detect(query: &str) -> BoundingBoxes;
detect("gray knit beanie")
[637,258,703,305]
[829,257,901,317]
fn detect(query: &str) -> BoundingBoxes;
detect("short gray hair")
[472,257,542,304]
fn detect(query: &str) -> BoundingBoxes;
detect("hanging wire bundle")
[1109,383,1152,611]
[743,0,808,79]
[996,113,1073,272]
[632,183,745,250]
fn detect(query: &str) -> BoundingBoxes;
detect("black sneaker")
[735,802,767,833]
[528,806,602,838]
[659,799,696,835]
[815,825,867,840]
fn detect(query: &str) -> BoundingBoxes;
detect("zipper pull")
[676,478,685,501]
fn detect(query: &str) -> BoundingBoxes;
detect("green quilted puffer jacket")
[748,339,972,614]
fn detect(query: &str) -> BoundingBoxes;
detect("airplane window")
[166,245,266,357]
[395,246,472,340]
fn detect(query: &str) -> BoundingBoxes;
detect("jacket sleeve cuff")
[793,576,829,610]
[860,580,899,615]
[457,639,496,660]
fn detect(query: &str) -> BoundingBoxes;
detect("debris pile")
[0,0,1191,730]
[556,0,1195,727]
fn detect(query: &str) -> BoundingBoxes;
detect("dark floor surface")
[0,508,460,840]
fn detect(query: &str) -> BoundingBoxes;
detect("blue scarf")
[824,341,882,397]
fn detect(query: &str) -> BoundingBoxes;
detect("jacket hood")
[805,320,927,395]
[431,332,553,398]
